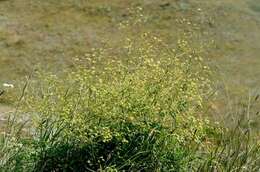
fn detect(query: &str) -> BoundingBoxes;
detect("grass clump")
[0,32,259,171]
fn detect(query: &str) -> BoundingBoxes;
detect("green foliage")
[25,33,212,171]
[0,32,259,171]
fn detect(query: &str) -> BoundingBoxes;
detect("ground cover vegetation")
[0,1,259,171]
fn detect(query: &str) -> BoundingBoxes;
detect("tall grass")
[0,31,259,171]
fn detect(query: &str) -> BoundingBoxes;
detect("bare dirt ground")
[0,104,13,128]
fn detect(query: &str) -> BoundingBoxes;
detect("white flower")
[3,83,14,88]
